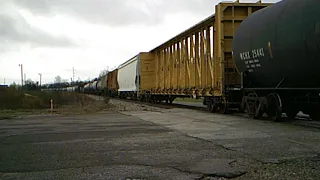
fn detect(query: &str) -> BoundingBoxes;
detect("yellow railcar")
[140,1,272,109]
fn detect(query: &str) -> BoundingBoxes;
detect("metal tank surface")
[233,0,320,89]
[84,83,90,92]
[97,81,102,91]
[92,81,98,91]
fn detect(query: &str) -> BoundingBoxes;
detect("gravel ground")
[107,98,163,112]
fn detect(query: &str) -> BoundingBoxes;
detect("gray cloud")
[0,3,75,48]
[11,0,220,26]
[12,0,158,25]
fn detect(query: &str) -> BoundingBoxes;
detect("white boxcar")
[117,55,138,93]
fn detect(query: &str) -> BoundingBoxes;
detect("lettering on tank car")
[240,48,264,72]
[240,51,251,60]
[240,48,265,61]
[252,48,265,58]
[244,58,262,71]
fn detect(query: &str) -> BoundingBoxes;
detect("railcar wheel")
[203,99,207,105]
[285,108,299,120]
[145,95,151,103]
[211,104,218,113]
[309,110,320,121]
[207,99,218,113]
[238,101,246,113]
[151,96,156,104]
[246,92,261,119]
[267,93,283,122]
[169,99,173,104]
[219,103,229,114]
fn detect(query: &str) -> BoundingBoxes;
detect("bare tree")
[54,76,62,83]
[99,66,109,78]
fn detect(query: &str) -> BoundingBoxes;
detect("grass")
[0,87,112,119]
[0,109,37,120]
[0,87,93,109]
[0,112,15,120]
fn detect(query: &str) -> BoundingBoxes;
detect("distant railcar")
[107,69,119,97]
[117,52,155,101]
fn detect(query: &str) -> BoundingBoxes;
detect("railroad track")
[109,97,320,130]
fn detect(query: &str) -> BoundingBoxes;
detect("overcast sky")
[0,0,279,85]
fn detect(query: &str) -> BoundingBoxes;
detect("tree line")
[7,67,110,91]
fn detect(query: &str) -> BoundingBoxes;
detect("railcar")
[90,81,99,94]
[97,74,108,96]
[146,2,271,108]
[232,0,320,121]
[117,53,155,101]
[83,83,90,93]
[106,69,119,97]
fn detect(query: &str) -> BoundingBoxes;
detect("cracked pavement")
[1,108,320,180]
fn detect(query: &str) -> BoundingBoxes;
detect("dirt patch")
[107,98,162,112]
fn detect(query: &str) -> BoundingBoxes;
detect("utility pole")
[38,73,42,87]
[19,64,23,86]
[72,67,75,85]
[3,78,5,85]
[24,73,26,85]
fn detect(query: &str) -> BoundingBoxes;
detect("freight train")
[65,0,320,121]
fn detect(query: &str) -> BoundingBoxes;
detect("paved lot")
[0,106,320,180]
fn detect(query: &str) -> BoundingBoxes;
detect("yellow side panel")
[189,36,196,89]
[165,48,171,90]
[179,40,186,89]
[139,52,156,92]
[156,51,165,91]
